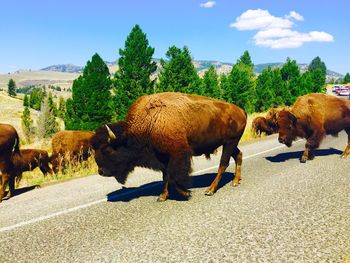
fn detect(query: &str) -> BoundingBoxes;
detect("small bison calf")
[11,149,53,191]
[1,149,53,201]
[252,116,274,137]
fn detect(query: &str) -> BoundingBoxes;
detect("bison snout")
[98,168,104,176]
[278,137,285,144]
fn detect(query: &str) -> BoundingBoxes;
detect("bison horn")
[105,125,117,140]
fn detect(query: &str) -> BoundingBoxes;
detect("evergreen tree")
[29,87,45,110]
[270,67,288,106]
[48,92,58,116]
[202,65,220,99]
[223,62,255,113]
[23,94,29,107]
[114,24,157,120]
[57,97,66,119]
[343,73,350,84]
[158,45,202,94]
[37,96,59,138]
[64,53,114,130]
[308,56,326,93]
[280,58,300,105]
[299,71,313,95]
[8,79,17,96]
[21,106,34,143]
[255,67,275,112]
[237,50,254,68]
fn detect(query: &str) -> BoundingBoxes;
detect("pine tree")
[37,96,59,138]
[202,65,220,99]
[343,73,350,84]
[280,58,300,105]
[114,24,157,120]
[64,53,114,130]
[57,97,66,119]
[21,106,34,143]
[158,45,202,94]
[23,94,29,107]
[237,50,254,68]
[308,56,326,93]
[29,87,45,110]
[8,79,17,97]
[255,67,275,112]
[223,53,256,113]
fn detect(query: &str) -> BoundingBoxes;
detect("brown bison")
[265,107,281,133]
[277,93,350,162]
[252,116,274,137]
[92,92,247,202]
[12,149,53,186]
[50,130,95,173]
[0,123,20,202]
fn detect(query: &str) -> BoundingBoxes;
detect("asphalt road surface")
[0,133,349,262]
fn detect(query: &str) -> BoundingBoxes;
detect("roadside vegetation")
[3,24,344,189]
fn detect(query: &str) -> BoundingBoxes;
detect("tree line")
[6,24,349,136]
[65,24,337,131]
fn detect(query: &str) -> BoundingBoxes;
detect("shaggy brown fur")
[50,130,94,173]
[92,92,247,202]
[252,116,274,137]
[265,107,281,133]
[12,149,53,187]
[277,93,350,162]
[0,123,20,202]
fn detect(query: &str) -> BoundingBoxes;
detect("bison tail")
[13,134,20,154]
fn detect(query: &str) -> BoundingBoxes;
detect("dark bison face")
[92,123,132,185]
[277,110,297,148]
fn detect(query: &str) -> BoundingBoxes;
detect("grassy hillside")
[0,70,79,98]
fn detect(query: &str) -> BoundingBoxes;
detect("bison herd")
[1,92,350,203]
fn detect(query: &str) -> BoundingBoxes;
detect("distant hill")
[41,64,83,73]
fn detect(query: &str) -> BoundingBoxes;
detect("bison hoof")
[205,189,214,196]
[300,157,307,163]
[157,196,168,202]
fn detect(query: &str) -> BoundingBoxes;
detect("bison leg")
[167,151,192,200]
[205,143,236,196]
[232,147,243,186]
[157,172,170,202]
[301,130,324,163]
[0,173,10,202]
[8,174,15,198]
[341,128,350,158]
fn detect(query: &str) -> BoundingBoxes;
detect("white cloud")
[200,1,216,8]
[286,11,304,21]
[230,9,293,30]
[230,9,333,49]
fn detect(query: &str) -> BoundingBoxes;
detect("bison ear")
[288,112,297,126]
[105,125,117,141]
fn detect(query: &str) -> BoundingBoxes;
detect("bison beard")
[92,92,247,202]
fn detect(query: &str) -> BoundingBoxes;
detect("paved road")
[0,133,349,262]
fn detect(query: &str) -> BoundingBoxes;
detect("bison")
[50,130,95,173]
[277,93,350,162]
[12,149,53,187]
[265,107,281,133]
[0,123,20,202]
[252,116,274,137]
[92,92,247,202]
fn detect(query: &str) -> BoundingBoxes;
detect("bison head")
[91,122,135,185]
[277,110,298,147]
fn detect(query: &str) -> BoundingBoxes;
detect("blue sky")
[1,0,349,74]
